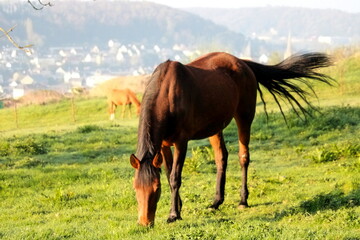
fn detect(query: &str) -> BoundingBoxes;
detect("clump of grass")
[0,137,48,157]
[13,157,45,168]
[185,146,214,173]
[12,137,48,155]
[76,124,103,133]
[309,142,359,163]
[288,106,360,131]
[0,141,10,157]
[299,188,360,213]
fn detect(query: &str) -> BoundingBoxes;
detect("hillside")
[0,69,359,238]
[0,1,245,49]
[186,7,360,38]
[0,48,359,239]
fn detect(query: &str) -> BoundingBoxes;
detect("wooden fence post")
[14,100,19,129]
[71,95,76,123]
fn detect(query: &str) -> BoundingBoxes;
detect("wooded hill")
[0,1,245,49]
[1,2,359,54]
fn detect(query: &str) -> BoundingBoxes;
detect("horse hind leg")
[235,117,252,208]
[121,104,126,119]
[209,131,228,209]
[128,103,132,118]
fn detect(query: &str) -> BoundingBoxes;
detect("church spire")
[284,32,292,59]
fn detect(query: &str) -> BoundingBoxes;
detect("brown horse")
[107,88,141,120]
[130,52,333,226]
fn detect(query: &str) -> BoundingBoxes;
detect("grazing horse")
[107,88,141,120]
[130,52,333,226]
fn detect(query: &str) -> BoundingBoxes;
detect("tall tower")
[284,32,292,60]
[242,40,252,60]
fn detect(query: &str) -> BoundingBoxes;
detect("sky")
[147,0,360,13]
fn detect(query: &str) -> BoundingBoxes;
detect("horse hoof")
[208,204,219,210]
[167,216,182,223]
[238,204,249,209]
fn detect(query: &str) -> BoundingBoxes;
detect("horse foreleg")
[209,132,228,209]
[109,102,115,120]
[161,145,173,184]
[167,141,187,223]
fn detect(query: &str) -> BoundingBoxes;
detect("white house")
[85,74,115,88]
[12,86,25,99]
[20,75,35,85]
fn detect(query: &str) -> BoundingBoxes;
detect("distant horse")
[130,52,333,226]
[107,88,141,120]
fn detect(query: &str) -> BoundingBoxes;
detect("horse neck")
[136,60,172,159]
[136,108,165,160]
[129,93,140,107]
[138,92,168,158]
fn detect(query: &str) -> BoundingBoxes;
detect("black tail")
[244,53,335,120]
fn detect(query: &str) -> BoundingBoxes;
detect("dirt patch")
[89,75,150,97]
[17,90,64,106]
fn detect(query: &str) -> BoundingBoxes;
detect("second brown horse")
[107,88,141,120]
[130,52,333,226]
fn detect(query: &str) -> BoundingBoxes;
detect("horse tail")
[244,53,334,120]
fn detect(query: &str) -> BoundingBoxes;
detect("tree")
[0,26,33,53]
[27,0,53,10]
[0,0,52,52]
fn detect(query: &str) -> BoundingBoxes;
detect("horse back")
[156,54,256,141]
[108,89,131,105]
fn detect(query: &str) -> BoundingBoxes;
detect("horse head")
[130,152,162,226]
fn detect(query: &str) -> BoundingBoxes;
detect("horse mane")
[135,159,161,188]
[136,60,171,161]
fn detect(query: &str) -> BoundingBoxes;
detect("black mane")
[136,60,171,161]
[134,61,171,187]
[135,159,161,188]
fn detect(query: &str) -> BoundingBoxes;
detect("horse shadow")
[258,187,360,222]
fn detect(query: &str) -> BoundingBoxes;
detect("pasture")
[0,51,359,239]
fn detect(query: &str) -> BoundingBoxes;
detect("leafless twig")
[0,25,33,53]
[27,0,53,10]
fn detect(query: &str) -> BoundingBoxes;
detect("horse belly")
[190,83,238,139]
[191,117,233,140]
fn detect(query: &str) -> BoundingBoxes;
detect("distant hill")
[0,1,245,50]
[186,7,360,39]
[1,2,359,60]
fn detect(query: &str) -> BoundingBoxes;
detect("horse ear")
[130,154,140,169]
[152,152,162,168]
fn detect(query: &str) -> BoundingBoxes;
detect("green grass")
[0,50,359,239]
[0,105,359,239]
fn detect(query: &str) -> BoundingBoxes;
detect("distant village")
[0,39,208,101]
[0,35,300,102]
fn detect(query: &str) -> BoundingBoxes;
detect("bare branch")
[27,0,53,10]
[0,25,33,53]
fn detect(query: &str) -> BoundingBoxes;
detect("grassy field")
[0,50,359,239]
